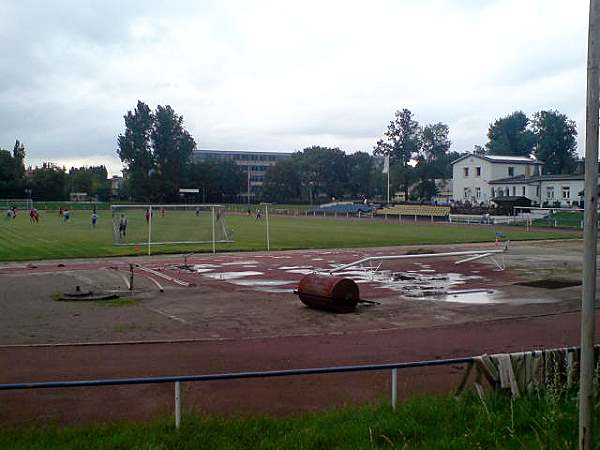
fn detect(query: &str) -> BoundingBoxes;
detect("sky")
[0,0,590,176]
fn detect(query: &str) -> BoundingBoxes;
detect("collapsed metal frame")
[323,243,509,275]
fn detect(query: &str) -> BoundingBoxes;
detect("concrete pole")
[148,205,152,256]
[580,1,600,447]
[211,206,216,254]
[265,204,270,251]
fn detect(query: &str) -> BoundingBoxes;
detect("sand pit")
[0,240,591,424]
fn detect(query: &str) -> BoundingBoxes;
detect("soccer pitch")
[0,209,578,262]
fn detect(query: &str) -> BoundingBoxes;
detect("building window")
[505,188,509,196]
[475,187,481,199]
[491,188,495,198]
[463,187,469,199]
[512,186,516,196]
[547,187,554,199]
[536,186,540,197]
[463,167,469,177]
[522,186,526,196]
[508,167,514,177]
[476,167,481,177]
[562,186,570,199]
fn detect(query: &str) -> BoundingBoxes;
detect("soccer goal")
[110,204,234,254]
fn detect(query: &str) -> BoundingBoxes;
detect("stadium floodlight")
[110,204,234,255]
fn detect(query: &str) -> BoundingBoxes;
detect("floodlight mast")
[580,0,600,447]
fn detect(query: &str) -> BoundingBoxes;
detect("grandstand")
[376,205,450,218]
[308,203,372,215]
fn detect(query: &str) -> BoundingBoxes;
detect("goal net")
[110,205,234,249]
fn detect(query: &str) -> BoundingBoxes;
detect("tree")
[296,146,348,201]
[0,141,26,198]
[531,110,577,175]
[151,105,196,201]
[485,111,535,157]
[262,159,302,202]
[28,163,67,200]
[187,160,245,203]
[414,123,451,201]
[374,109,421,201]
[345,152,376,198]
[473,145,486,155]
[117,101,155,201]
[117,101,196,201]
[66,166,110,200]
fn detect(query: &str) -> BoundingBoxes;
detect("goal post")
[110,204,234,254]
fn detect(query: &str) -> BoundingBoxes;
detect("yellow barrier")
[376,205,450,217]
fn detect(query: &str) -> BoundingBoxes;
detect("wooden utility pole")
[579,0,600,448]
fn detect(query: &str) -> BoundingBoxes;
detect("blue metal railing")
[0,356,474,428]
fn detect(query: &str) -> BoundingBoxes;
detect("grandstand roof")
[489,174,585,184]
[451,153,543,165]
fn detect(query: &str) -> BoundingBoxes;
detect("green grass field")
[532,211,589,229]
[0,391,590,449]
[0,209,578,262]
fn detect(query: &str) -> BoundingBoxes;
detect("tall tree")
[485,111,535,157]
[151,105,196,201]
[262,159,302,203]
[117,101,155,201]
[414,123,451,201]
[531,110,577,174]
[117,101,196,201]
[0,141,26,198]
[374,109,421,201]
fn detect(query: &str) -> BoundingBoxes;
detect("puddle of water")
[312,258,325,261]
[441,290,500,304]
[221,260,259,266]
[419,269,436,273]
[203,271,264,280]
[242,265,258,268]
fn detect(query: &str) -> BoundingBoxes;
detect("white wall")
[452,156,494,204]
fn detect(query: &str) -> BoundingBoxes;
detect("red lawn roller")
[295,274,361,313]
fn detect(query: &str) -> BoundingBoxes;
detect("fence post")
[391,368,397,409]
[430,215,433,223]
[175,381,182,429]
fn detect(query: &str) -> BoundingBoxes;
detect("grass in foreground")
[0,209,578,261]
[0,390,593,449]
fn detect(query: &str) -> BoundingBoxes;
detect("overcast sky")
[0,0,589,176]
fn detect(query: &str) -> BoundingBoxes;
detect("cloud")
[0,0,591,174]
